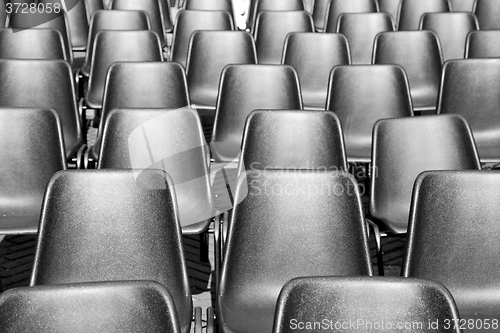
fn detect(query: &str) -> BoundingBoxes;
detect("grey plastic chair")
[324,0,379,32]
[0,28,66,60]
[450,0,475,11]
[378,0,400,26]
[250,0,305,32]
[473,0,500,29]
[465,30,500,58]
[327,64,414,163]
[398,0,450,31]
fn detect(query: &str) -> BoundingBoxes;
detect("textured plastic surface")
[0,108,66,235]
[273,277,461,333]
[238,110,347,174]
[398,0,450,31]
[92,61,189,159]
[250,0,304,32]
[0,28,66,60]
[30,169,192,333]
[465,30,500,58]
[370,115,481,234]
[217,169,372,333]
[325,0,378,33]
[420,12,478,61]
[211,64,302,163]
[98,108,215,234]
[373,31,442,113]
[186,31,256,109]
[378,0,401,26]
[335,13,394,64]
[450,0,475,11]
[0,281,181,333]
[82,9,150,76]
[171,10,234,68]
[327,64,413,162]
[474,0,500,29]
[184,0,233,12]
[404,170,500,326]
[0,59,83,158]
[86,30,163,108]
[437,59,500,162]
[282,32,350,108]
[254,11,314,65]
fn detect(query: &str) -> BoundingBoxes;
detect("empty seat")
[98,108,216,235]
[171,10,234,67]
[282,32,350,108]
[420,12,478,61]
[335,12,394,64]
[30,169,193,333]
[450,0,475,11]
[85,30,163,109]
[398,0,450,31]
[217,169,372,333]
[254,10,314,64]
[474,0,500,29]
[0,108,66,235]
[403,170,500,326]
[378,0,400,26]
[324,0,379,32]
[184,0,233,12]
[373,31,443,113]
[327,65,414,163]
[0,60,83,159]
[0,281,181,333]
[81,9,151,76]
[437,59,500,163]
[238,110,348,174]
[0,28,66,60]
[465,30,500,58]
[274,277,462,333]
[250,0,305,32]
[211,64,302,163]
[186,30,257,110]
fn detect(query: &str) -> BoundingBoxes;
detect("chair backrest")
[0,28,66,60]
[98,108,214,234]
[250,0,305,32]
[378,0,401,26]
[398,0,450,31]
[211,64,302,163]
[325,0,379,32]
[171,10,234,68]
[82,9,151,76]
[111,0,167,46]
[450,0,475,11]
[465,30,500,58]
[84,0,104,20]
[403,170,500,320]
[335,12,394,64]
[0,1,6,27]
[282,32,350,108]
[184,0,233,12]
[86,30,163,109]
[273,277,462,333]
[186,30,257,109]
[9,10,73,64]
[0,59,82,158]
[30,169,192,333]
[373,30,443,113]
[370,114,481,234]
[473,0,500,29]
[437,58,500,162]
[92,62,189,159]
[0,108,66,234]
[238,110,347,175]
[420,12,478,61]
[327,64,413,163]
[254,10,314,64]
[218,169,372,333]
[0,281,181,333]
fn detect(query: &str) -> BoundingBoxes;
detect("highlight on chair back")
[437,58,500,164]
[211,64,302,164]
[254,10,313,64]
[465,30,500,58]
[397,0,450,31]
[30,169,195,333]
[0,108,66,236]
[334,12,394,65]
[368,114,481,274]
[0,281,182,333]
[403,170,500,327]
[217,169,372,332]
[419,12,478,61]
[282,32,350,109]
[0,28,66,60]
[273,277,462,333]
[373,30,443,114]
[326,64,414,163]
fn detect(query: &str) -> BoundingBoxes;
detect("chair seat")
[372,212,409,235]
[0,215,39,235]
[411,87,438,113]
[190,87,219,108]
[211,142,240,163]
[219,298,276,333]
[302,90,328,109]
